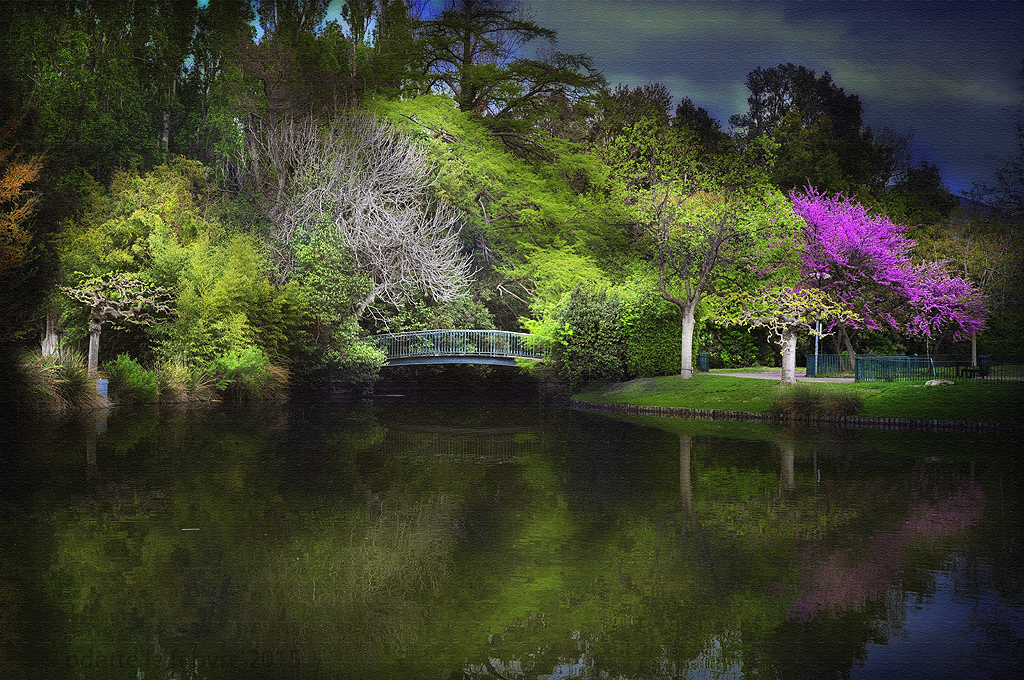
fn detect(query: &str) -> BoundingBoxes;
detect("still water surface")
[3,387,1022,679]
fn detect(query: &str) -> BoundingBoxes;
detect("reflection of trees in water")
[674,436,987,678]
[788,468,983,621]
[17,402,1010,680]
[386,428,538,463]
[240,495,459,669]
[692,439,860,542]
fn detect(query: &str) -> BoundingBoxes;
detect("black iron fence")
[807,354,1024,382]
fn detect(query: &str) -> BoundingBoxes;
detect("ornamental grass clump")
[771,383,862,420]
[155,358,215,403]
[19,349,106,411]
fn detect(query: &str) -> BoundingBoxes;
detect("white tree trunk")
[780,327,798,385]
[679,306,697,380]
[41,309,62,358]
[88,320,101,376]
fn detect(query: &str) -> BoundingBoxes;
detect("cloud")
[525,0,1022,192]
[828,59,1020,109]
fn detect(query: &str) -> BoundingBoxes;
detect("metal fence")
[805,354,854,378]
[847,354,1023,382]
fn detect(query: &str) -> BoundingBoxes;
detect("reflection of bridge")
[371,330,545,367]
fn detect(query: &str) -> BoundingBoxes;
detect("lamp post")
[808,272,829,377]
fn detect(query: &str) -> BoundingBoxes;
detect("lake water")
[3,387,1022,679]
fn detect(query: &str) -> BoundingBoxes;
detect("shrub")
[540,286,626,390]
[210,346,288,400]
[771,384,863,419]
[704,324,777,368]
[620,294,680,377]
[324,340,387,391]
[104,354,158,404]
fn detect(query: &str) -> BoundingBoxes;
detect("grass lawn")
[574,374,1024,425]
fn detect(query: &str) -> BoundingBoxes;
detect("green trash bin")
[697,352,710,372]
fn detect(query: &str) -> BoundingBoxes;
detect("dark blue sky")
[521,0,1022,196]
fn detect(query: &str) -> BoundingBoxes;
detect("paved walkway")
[707,371,855,383]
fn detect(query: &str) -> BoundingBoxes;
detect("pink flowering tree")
[791,187,986,362]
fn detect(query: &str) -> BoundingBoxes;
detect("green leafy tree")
[605,119,796,379]
[585,82,673,148]
[378,93,629,324]
[672,96,729,155]
[291,225,385,388]
[176,0,256,164]
[984,58,1024,216]
[0,0,198,183]
[340,0,425,97]
[525,285,625,389]
[913,201,1024,355]
[709,287,859,384]
[150,227,306,366]
[420,0,554,114]
[729,63,862,142]
[56,159,304,369]
[418,0,604,145]
[883,159,959,225]
[222,4,352,129]
[730,63,903,197]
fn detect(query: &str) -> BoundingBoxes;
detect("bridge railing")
[370,329,545,361]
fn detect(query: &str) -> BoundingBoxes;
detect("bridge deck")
[371,329,544,367]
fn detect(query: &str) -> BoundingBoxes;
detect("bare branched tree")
[237,112,473,320]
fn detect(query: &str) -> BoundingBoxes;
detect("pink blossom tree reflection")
[787,475,983,621]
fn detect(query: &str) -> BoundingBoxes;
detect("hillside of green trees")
[1,0,1021,407]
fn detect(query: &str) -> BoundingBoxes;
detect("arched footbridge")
[371,330,545,367]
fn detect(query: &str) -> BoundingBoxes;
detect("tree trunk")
[839,323,856,371]
[679,304,697,380]
[780,327,797,385]
[41,309,63,358]
[971,333,978,367]
[88,311,102,376]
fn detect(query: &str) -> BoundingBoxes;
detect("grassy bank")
[573,374,1024,425]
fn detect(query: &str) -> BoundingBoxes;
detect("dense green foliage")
[527,287,682,389]
[105,354,159,404]
[1,0,1019,404]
